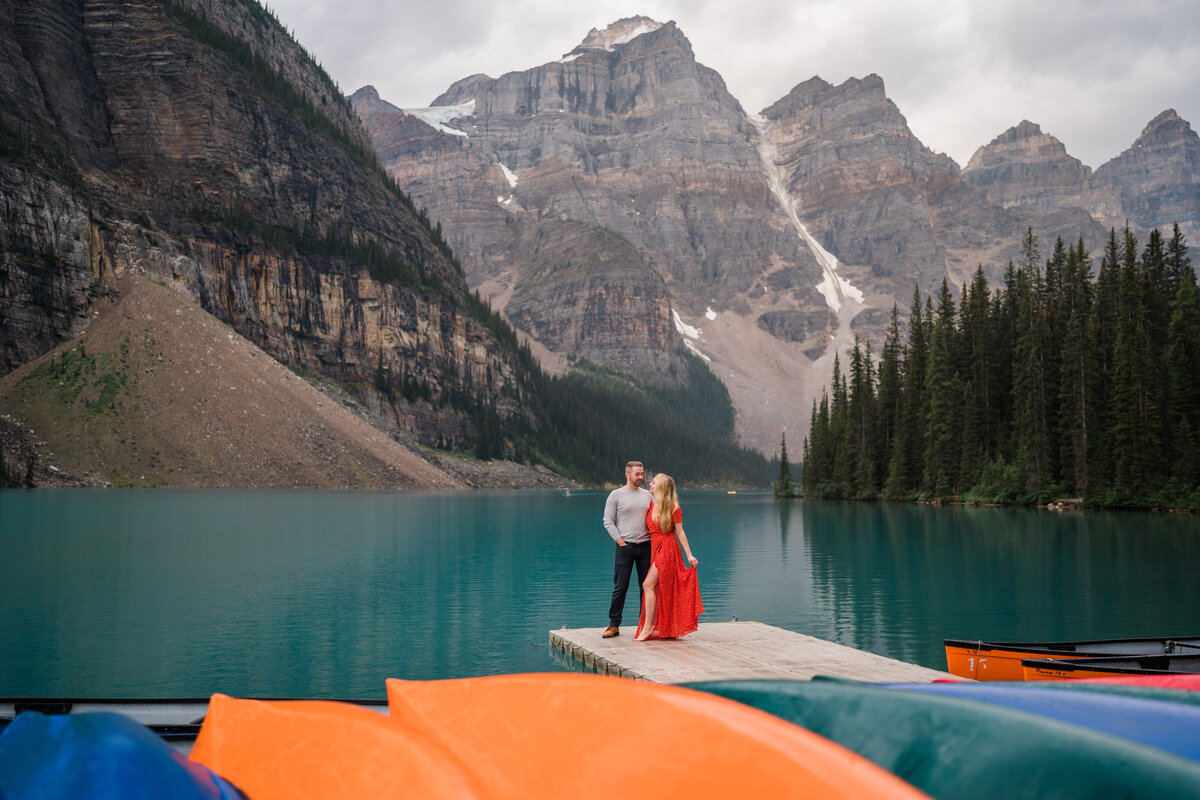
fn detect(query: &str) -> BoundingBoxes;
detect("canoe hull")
[1022,654,1200,681]
[945,636,1200,680]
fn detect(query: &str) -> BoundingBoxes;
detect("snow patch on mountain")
[673,309,711,361]
[404,99,475,138]
[499,163,518,188]
[749,113,864,313]
[573,16,662,53]
[673,309,701,339]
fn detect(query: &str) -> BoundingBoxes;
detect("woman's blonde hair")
[652,473,678,534]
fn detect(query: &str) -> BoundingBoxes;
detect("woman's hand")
[688,555,698,567]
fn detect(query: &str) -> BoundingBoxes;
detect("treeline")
[802,224,1200,510]
[523,356,774,486]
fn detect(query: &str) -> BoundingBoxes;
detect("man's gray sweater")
[603,486,652,544]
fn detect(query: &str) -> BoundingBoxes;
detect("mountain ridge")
[357,17,1191,452]
[0,0,545,485]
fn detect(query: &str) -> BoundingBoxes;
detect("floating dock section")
[550,621,957,683]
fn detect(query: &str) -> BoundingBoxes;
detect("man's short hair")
[625,461,643,471]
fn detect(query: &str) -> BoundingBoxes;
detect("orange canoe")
[944,636,1200,680]
[1023,654,1200,681]
[190,673,929,799]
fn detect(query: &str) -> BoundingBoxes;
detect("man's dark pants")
[608,540,652,627]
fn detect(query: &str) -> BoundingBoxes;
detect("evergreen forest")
[800,224,1200,510]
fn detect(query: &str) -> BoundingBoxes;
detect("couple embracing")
[602,461,703,641]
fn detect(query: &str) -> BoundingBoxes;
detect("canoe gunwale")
[944,636,1200,658]
[1021,654,1200,678]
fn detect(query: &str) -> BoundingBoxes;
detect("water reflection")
[1,490,1197,697]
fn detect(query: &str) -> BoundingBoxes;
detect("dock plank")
[549,621,957,684]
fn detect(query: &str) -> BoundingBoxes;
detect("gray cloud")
[272,0,1200,167]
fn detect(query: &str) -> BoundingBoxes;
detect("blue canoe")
[881,680,1200,763]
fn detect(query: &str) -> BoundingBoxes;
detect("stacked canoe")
[3,670,1200,799]
[944,636,1200,680]
[686,675,1200,799]
[0,674,928,800]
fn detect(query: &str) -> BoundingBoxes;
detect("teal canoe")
[685,679,1200,800]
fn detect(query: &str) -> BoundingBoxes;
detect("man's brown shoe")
[602,625,620,638]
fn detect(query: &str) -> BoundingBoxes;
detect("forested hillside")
[800,225,1199,509]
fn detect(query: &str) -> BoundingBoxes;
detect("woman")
[634,473,704,641]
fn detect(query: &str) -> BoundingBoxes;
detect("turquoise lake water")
[2,489,1198,699]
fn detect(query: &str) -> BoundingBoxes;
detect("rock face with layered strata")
[760,77,1106,297]
[964,112,1200,245]
[356,19,829,384]
[963,120,1104,214]
[1094,110,1200,244]
[357,18,1153,451]
[0,0,529,457]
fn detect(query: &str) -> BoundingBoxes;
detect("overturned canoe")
[190,674,929,799]
[944,636,1200,680]
[882,681,1200,762]
[1023,653,1200,681]
[686,678,1200,800]
[949,675,1200,707]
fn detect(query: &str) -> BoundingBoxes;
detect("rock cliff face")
[962,120,1105,214]
[0,0,528,454]
[964,111,1200,245]
[760,77,1105,297]
[355,19,829,388]
[357,18,1140,452]
[1094,110,1200,244]
[504,220,681,379]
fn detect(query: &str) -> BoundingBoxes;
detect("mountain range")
[355,16,1200,453]
[1,4,1196,485]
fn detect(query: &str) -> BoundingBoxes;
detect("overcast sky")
[270,0,1200,169]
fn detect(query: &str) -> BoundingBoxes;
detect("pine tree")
[1042,236,1068,482]
[805,393,833,494]
[830,353,853,495]
[1087,228,1122,492]
[885,287,928,498]
[1012,229,1051,497]
[849,337,878,497]
[1057,238,1095,494]
[957,268,992,490]
[774,432,800,497]
[1166,227,1200,487]
[1168,273,1200,487]
[875,305,904,487]
[1142,228,1171,482]
[1111,225,1154,500]
[992,259,1021,454]
[922,279,960,496]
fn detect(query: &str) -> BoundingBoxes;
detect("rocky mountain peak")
[569,16,664,54]
[762,74,891,119]
[430,73,494,107]
[1132,109,1193,148]
[1091,109,1200,243]
[961,119,1095,214]
[964,120,1082,173]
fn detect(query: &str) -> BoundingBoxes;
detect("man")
[601,460,652,638]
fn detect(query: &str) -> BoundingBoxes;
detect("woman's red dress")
[635,502,704,639]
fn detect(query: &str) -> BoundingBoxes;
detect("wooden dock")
[549,621,958,684]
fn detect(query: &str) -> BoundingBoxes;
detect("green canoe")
[685,679,1200,800]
